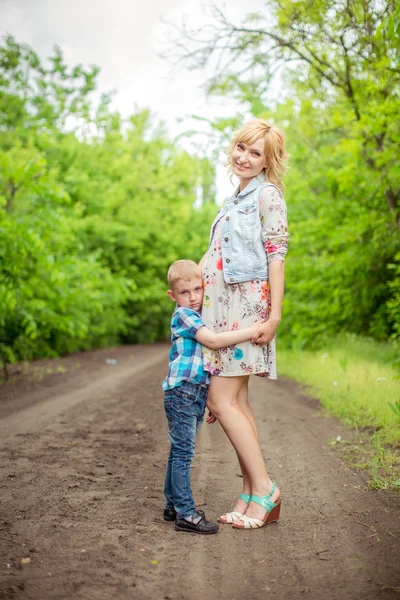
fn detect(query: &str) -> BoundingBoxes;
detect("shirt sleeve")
[259,185,289,263]
[173,308,205,340]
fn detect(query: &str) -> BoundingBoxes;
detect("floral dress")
[202,185,289,379]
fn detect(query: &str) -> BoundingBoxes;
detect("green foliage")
[279,94,400,344]
[278,334,400,488]
[387,400,400,421]
[0,35,216,365]
[387,253,400,340]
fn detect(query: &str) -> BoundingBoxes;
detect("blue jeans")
[164,382,208,518]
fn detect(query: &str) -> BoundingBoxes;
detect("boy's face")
[167,277,204,312]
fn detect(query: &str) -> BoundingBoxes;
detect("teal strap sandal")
[251,481,277,510]
[232,482,281,530]
[218,492,251,524]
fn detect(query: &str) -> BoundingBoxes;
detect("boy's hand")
[206,410,217,424]
[250,321,264,339]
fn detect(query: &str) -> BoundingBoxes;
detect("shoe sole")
[232,501,281,529]
[174,525,218,534]
[164,510,205,522]
[232,519,279,530]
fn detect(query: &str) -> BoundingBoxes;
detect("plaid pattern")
[162,307,210,391]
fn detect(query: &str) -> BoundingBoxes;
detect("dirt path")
[0,345,399,600]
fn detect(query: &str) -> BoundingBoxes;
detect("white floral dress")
[202,185,289,379]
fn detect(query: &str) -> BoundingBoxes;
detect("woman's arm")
[252,261,284,344]
[252,186,288,344]
[195,322,261,349]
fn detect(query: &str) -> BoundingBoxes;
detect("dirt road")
[0,344,399,600]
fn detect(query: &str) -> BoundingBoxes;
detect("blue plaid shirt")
[162,307,210,391]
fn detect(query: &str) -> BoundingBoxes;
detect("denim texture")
[164,381,208,518]
[208,177,283,284]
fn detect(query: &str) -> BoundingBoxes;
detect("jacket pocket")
[238,203,257,226]
[238,204,258,241]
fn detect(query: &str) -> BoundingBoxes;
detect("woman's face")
[231,138,266,181]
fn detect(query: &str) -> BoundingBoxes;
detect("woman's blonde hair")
[228,119,288,192]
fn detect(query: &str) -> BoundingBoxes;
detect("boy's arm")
[195,323,262,349]
[198,252,208,271]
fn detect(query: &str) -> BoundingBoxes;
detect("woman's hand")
[251,318,280,345]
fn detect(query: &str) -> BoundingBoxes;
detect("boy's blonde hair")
[167,260,202,290]
[228,119,288,192]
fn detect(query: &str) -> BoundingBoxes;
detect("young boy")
[162,259,261,534]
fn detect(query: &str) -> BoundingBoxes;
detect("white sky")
[0,0,268,199]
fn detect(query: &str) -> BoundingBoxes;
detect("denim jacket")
[208,176,288,284]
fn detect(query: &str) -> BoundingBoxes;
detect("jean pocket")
[178,389,197,408]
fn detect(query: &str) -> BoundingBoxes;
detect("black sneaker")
[175,512,219,534]
[163,508,177,521]
[163,507,205,522]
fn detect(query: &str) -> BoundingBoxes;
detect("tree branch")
[339,33,361,120]
[5,180,19,213]
[231,25,345,89]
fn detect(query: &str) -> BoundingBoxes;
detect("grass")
[278,334,400,489]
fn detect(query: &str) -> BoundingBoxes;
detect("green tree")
[0,36,216,369]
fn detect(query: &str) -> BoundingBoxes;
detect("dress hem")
[205,370,277,380]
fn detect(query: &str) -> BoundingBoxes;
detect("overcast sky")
[0,0,268,198]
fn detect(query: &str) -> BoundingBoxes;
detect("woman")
[200,119,289,530]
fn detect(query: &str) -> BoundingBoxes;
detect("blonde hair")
[228,119,288,192]
[167,260,202,289]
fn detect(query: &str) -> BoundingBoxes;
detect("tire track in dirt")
[0,345,399,600]
[0,346,167,439]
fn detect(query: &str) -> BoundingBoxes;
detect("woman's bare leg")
[218,379,251,519]
[231,378,257,513]
[238,377,258,438]
[208,375,279,521]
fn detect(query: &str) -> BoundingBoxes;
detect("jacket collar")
[236,174,266,199]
